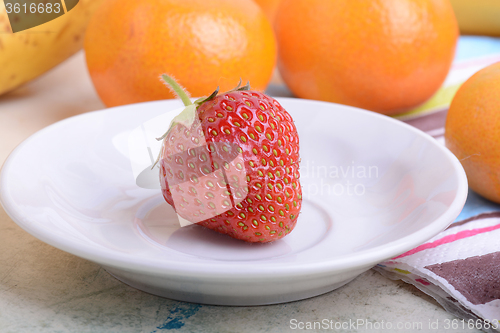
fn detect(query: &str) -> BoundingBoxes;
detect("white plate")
[0,98,467,306]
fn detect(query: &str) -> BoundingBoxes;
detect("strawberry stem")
[161,74,192,107]
[152,76,250,170]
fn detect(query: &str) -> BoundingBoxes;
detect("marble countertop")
[0,52,481,333]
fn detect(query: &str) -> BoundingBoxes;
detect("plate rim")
[0,98,468,278]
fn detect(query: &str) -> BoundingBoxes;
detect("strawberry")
[157,75,302,242]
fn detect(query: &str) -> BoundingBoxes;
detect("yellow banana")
[450,0,500,36]
[0,0,104,95]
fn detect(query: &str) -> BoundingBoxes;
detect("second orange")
[275,0,459,115]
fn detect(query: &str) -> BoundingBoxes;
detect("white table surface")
[0,52,481,333]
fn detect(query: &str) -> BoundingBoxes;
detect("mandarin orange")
[84,0,276,107]
[274,0,459,115]
[445,62,500,203]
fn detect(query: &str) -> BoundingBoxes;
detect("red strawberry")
[157,75,302,242]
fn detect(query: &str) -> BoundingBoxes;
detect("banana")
[0,0,104,95]
[450,0,500,36]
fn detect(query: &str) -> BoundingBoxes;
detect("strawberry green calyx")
[157,75,250,140]
[161,74,250,109]
[194,86,220,106]
[195,79,251,104]
[152,75,251,169]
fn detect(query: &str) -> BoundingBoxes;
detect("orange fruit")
[84,0,276,107]
[274,0,459,115]
[253,0,281,22]
[445,62,500,203]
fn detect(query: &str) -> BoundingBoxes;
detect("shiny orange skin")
[274,0,459,115]
[445,62,500,203]
[84,0,276,107]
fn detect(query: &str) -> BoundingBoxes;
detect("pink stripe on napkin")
[394,223,500,259]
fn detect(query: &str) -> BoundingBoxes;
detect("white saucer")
[0,98,467,305]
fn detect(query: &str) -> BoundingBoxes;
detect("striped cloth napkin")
[375,212,500,332]
[375,35,500,332]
